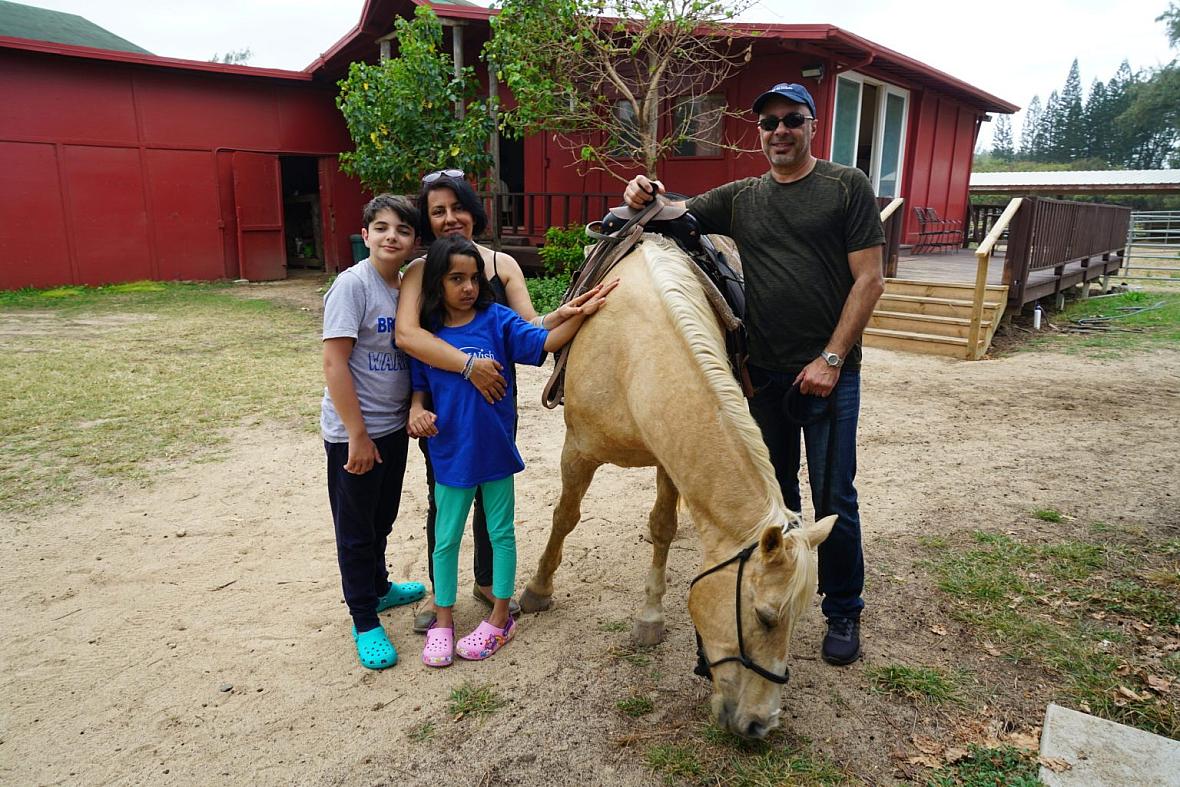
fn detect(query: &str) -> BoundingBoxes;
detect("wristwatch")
[820,350,844,368]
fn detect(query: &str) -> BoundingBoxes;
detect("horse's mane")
[640,235,797,544]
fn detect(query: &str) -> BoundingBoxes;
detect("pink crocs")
[455,617,516,661]
[421,624,454,668]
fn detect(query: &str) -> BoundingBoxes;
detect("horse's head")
[688,514,836,739]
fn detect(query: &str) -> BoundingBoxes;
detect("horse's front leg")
[633,465,679,646]
[520,441,599,613]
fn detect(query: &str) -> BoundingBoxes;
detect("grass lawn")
[1020,290,1180,355]
[0,281,321,514]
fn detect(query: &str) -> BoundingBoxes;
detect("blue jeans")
[747,367,864,619]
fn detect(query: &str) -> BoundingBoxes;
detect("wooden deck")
[894,247,1005,285]
[894,245,1123,311]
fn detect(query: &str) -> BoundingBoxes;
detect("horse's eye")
[755,606,778,629]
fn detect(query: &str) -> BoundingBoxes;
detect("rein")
[689,519,802,686]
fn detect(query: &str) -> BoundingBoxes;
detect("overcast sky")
[26,0,1179,148]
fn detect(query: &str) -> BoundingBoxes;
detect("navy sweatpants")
[325,428,409,632]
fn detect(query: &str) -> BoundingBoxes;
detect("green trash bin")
[349,234,367,264]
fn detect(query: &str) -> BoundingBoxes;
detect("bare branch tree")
[488,0,755,181]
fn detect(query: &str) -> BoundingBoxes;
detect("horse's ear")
[759,525,785,563]
[805,515,838,548]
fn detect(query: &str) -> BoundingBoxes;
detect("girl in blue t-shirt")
[406,235,615,667]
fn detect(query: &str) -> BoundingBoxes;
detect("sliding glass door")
[829,74,908,198]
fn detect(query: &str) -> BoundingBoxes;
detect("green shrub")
[526,272,571,314]
[538,224,590,276]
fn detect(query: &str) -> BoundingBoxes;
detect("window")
[672,94,725,157]
[610,100,641,156]
[829,74,909,197]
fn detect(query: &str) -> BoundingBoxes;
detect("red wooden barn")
[0,0,1017,290]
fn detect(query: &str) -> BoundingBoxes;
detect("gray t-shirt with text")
[320,259,411,443]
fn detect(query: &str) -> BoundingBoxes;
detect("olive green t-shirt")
[686,160,884,372]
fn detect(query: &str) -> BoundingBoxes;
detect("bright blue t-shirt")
[410,303,548,487]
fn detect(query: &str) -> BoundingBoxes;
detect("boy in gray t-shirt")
[321,194,425,671]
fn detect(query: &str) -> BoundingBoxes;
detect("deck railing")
[878,197,904,276]
[482,191,618,242]
[967,198,1022,359]
[966,203,1009,246]
[1003,197,1132,306]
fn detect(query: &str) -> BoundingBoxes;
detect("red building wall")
[0,47,366,289]
[522,50,985,249]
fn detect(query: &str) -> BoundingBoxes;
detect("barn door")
[319,156,371,273]
[232,152,286,280]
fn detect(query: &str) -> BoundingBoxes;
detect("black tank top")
[488,251,509,306]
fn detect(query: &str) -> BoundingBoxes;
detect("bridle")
[688,521,801,686]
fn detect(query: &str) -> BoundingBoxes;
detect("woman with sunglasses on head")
[395,169,594,634]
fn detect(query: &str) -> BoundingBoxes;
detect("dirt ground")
[2,276,1178,786]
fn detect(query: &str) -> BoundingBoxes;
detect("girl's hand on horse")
[467,357,507,404]
[408,408,439,438]
[344,435,382,474]
[563,279,619,319]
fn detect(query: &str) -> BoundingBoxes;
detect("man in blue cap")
[622,81,884,666]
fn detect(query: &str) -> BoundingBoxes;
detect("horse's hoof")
[632,619,665,646]
[519,588,552,613]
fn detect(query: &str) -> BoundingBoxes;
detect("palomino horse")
[519,234,835,739]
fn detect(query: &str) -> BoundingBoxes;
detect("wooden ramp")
[865,279,1008,359]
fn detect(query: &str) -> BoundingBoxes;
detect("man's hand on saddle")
[562,279,620,320]
[467,357,507,404]
[794,357,840,398]
[623,176,665,210]
[407,406,438,439]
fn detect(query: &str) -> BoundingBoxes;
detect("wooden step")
[884,278,1007,301]
[876,293,1004,318]
[869,310,992,339]
[863,327,977,359]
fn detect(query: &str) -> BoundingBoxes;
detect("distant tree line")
[982,3,1179,172]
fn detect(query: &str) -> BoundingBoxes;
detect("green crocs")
[376,581,426,613]
[352,625,397,670]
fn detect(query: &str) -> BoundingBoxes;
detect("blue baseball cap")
[752,82,817,118]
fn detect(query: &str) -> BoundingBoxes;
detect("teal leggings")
[432,476,516,607]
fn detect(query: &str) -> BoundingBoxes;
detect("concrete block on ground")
[1039,702,1180,786]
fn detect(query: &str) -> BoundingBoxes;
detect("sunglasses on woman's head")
[422,168,465,184]
[758,112,813,132]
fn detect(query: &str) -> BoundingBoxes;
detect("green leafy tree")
[991,115,1014,161]
[1082,78,1111,160]
[1120,4,1180,167]
[336,5,493,193]
[1038,90,1061,161]
[1106,60,1139,165]
[1160,1,1180,45]
[1019,95,1042,158]
[486,0,754,180]
[1059,59,1086,159]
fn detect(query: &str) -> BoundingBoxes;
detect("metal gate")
[1123,210,1180,285]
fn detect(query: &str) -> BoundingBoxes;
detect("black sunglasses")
[422,168,464,184]
[758,112,813,132]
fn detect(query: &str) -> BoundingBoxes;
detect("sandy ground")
[2,280,1179,785]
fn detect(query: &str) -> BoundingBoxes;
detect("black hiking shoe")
[822,616,861,665]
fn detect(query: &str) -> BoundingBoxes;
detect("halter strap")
[690,537,793,686]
